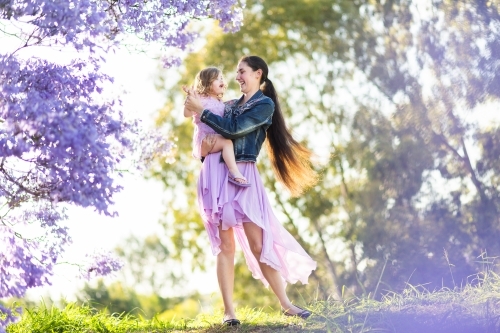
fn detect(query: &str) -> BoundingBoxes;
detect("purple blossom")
[161,55,183,69]
[0,304,21,333]
[0,56,129,215]
[133,129,176,170]
[0,0,242,53]
[79,251,124,280]
[0,1,243,331]
[1,227,51,299]
[0,203,69,299]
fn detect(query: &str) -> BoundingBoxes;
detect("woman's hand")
[183,87,205,115]
[200,133,217,157]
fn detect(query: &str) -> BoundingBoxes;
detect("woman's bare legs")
[242,222,304,314]
[201,134,248,184]
[217,224,237,320]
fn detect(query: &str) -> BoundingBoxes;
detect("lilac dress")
[196,100,317,287]
[191,97,225,159]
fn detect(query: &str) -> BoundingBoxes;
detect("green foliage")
[152,0,500,304]
[114,234,181,294]
[182,0,358,72]
[76,280,188,318]
[74,233,213,321]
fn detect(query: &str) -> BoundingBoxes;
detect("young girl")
[183,67,249,186]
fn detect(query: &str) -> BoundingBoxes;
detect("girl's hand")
[182,86,195,117]
[184,90,204,115]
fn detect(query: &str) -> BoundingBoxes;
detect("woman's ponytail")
[240,56,318,196]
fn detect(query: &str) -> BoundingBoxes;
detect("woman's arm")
[184,90,274,139]
[200,101,274,140]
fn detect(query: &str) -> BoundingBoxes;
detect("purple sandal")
[228,174,251,187]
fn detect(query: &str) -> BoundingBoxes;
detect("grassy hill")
[5,272,500,333]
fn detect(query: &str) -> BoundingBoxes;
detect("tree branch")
[461,136,488,202]
[310,218,342,300]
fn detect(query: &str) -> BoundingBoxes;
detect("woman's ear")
[255,69,263,80]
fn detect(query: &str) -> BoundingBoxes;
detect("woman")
[184,56,317,326]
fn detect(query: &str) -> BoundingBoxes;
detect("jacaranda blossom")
[0,0,243,330]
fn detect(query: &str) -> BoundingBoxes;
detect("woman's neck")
[241,87,260,104]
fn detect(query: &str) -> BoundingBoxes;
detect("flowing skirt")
[197,152,317,286]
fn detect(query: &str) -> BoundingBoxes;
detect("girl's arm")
[184,106,194,118]
[200,101,274,140]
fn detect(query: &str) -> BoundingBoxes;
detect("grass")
[5,272,500,333]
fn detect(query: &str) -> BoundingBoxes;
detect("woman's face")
[236,61,262,93]
[210,72,226,96]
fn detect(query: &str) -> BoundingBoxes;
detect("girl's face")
[236,61,262,94]
[209,72,226,97]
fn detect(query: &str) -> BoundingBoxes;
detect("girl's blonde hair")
[193,67,224,98]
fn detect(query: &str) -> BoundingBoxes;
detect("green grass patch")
[312,271,500,333]
[5,272,500,332]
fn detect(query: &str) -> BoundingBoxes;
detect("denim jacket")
[200,90,274,162]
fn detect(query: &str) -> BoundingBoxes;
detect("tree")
[0,1,243,330]
[152,0,500,302]
[344,0,500,292]
[151,0,365,301]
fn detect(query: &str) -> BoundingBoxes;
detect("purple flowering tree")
[0,0,242,330]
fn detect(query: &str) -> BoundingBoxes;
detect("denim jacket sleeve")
[199,100,274,140]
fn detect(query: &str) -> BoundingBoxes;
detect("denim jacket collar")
[237,89,264,106]
[224,90,266,117]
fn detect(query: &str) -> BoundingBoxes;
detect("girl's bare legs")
[242,222,304,314]
[202,134,248,184]
[217,224,237,320]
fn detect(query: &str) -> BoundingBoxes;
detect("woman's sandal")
[223,318,241,326]
[282,305,312,319]
[228,174,251,187]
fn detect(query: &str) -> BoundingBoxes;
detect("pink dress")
[191,97,225,159]
[197,109,317,286]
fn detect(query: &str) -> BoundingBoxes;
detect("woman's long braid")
[241,56,318,196]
